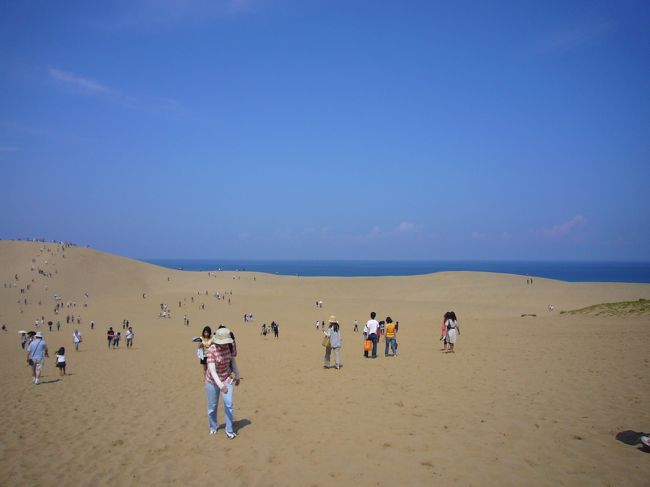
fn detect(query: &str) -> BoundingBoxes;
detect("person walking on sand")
[384,317,397,357]
[445,311,460,353]
[107,327,114,349]
[72,330,82,351]
[440,312,449,352]
[20,332,27,349]
[55,347,66,376]
[204,327,240,438]
[363,312,379,358]
[323,316,342,369]
[27,331,48,385]
[125,327,134,349]
[198,326,213,375]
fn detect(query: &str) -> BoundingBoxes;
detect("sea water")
[143,259,650,283]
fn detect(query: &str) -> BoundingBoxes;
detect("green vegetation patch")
[561,298,650,316]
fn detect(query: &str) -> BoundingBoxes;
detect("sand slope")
[1,241,649,486]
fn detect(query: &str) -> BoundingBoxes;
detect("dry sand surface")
[1,240,649,486]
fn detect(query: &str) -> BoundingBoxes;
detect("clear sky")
[1,0,649,260]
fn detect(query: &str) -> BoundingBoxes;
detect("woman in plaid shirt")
[205,327,240,438]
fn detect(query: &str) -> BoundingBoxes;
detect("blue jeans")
[205,381,234,434]
[370,334,378,358]
[384,337,396,355]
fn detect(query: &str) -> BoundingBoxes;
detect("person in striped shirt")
[205,327,240,438]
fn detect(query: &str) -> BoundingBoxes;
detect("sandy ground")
[0,240,649,486]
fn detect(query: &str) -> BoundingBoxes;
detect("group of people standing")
[260,321,279,338]
[362,312,398,359]
[106,326,135,349]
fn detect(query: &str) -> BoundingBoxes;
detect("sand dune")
[1,240,649,486]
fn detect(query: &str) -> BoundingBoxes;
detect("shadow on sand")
[615,430,650,453]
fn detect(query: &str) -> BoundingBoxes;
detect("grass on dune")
[561,298,650,316]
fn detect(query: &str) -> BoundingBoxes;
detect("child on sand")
[55,347,66,376]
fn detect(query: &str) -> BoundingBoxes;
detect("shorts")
[56,362,66,369]
[33,359,44,371]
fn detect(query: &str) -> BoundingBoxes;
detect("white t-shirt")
[126,330,133,339]
[364,319,379,336]
[56,354,66,363]
[73,332,81,343]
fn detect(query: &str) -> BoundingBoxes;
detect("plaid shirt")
[205,344,232,385]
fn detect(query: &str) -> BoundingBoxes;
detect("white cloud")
[534,215,587,239]
[49,67,184,115]
[49,68,112,95]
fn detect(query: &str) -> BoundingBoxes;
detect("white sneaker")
[209,429,217,435]
[225,431,237,439]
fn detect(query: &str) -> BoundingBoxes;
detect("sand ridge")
[1,240,649,486]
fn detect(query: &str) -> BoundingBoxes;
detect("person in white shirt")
[125,327,134,349]
[363,312,379,358]
[72,330,82,351]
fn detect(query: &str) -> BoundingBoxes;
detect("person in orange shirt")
[384,317,397,356]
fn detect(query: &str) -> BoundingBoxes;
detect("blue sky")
[1,0,649,260]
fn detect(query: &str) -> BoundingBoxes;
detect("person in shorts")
[26,331,49,385]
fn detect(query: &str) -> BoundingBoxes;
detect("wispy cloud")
[534,215,587,240]
[49,68,112,95]
[539,20,617,53]
[49,68,184,115]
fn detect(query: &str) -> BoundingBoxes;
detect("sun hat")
[212,327,234,345]
[328,315,338,324]
[35,331,43,338]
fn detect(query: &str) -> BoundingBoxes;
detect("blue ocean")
[143,259,650,283]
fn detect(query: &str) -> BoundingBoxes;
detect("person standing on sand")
[440,312,449,352]
[126,327,134,349]
[55,347,66,376]
[72,330,82,351]
[20,332,27,349]
[445,311,460,353]
[324,316,342,369]
[384,317,397,357]
[198,326,212,374]
[204,327,240,438]
[27,331,48,385]
[107,327,114,349]
[363,312,379,358]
